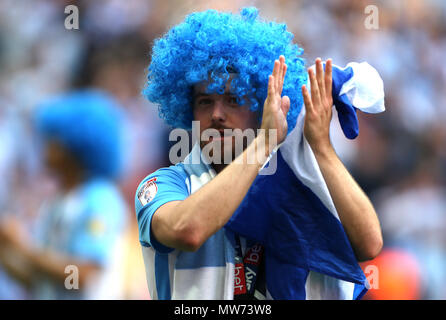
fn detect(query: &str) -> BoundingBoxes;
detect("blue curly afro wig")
[144,7,307,132]
[35,90,125,180]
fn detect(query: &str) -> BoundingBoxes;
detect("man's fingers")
[324,59,333,102]
[282,63,287,84]
[278,57,283,83]
[267,75,275,97]
[315,58,326,100]
[280,64,287,96]
[281,95,290,116]
[308,68,321,108]
[301,85,313,114]
[272,60,280,91]
[279,55,287,96]
[278,56,285,91]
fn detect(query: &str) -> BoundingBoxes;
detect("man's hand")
[301,58,383,261]
[301,58,333,154]
[261,55,290,152]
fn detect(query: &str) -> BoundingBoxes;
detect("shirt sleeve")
[135,165,189,253]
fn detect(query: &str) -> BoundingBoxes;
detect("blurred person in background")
[0,0,168,299]
[72,34,170,299]
[72,34,172,206]
[0,90,128,299]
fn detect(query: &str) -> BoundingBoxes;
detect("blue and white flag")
[225,62,385,300]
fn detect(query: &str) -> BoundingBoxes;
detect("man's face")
[192,79,260,165]
[44,140,82,179]
[45,140,70,175]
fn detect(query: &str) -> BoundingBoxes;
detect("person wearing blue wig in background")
[0,90,128,299]
[135,7,383,300]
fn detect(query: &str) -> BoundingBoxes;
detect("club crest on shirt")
[137,177,158,206]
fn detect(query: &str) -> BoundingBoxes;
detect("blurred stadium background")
[0,0,445,300]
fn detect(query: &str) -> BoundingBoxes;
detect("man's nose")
[211,99,227,122]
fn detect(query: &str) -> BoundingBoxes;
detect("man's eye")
[198,98,212,105]
[228,97,239,105]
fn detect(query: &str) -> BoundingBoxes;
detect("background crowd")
[0,0,445,299]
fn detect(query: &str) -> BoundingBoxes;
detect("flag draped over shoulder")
[225,62,385,300]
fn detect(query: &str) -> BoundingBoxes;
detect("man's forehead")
[193,73,238,95]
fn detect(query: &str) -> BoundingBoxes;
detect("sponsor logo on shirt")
[137,177,158,206]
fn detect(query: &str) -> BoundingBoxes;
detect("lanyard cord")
[234,236,265,300]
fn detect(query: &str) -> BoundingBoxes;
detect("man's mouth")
[205,129,235,142]
[209,134,233,141]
